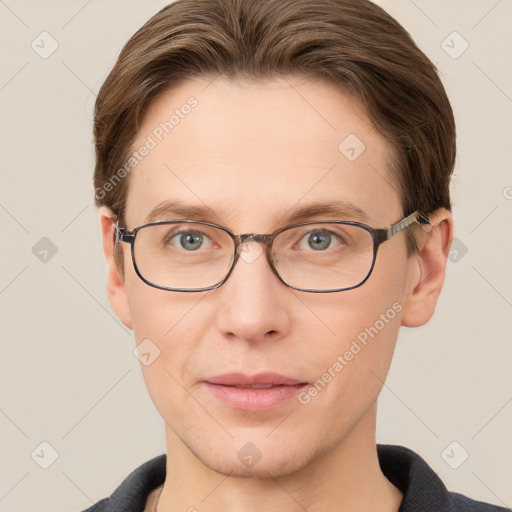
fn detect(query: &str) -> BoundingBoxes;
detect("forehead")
[124,76,401,229]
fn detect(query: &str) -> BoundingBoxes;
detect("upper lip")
[204,372,307,388]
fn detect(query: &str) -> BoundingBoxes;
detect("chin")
[205,450,312,479]
[185,431,324,479]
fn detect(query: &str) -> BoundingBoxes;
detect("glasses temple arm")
[386,211,431,239]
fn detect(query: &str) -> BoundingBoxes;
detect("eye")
[308,231,331,251]
[165,229,214,251]
[297,228,347,251]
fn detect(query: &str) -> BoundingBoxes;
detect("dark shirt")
[79,444,510,512]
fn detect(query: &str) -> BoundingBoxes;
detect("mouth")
[202,372,309,411]
[228,384,279,389]
[205,372,306,387]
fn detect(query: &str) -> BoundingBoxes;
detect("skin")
[99,76,453,512]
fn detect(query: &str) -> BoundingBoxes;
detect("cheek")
[124,265,199,339]
[125,275,211,412]
[128,287,206,369]
[296,245,408,407]
[305,289,402,386]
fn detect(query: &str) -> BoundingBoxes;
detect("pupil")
[309,232,330,250]
[181,233,202,250]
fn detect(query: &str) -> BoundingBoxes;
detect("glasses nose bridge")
[236,233,273,247]
[233,233,275,269]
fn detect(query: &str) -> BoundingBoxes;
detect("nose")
[214,239,291,344]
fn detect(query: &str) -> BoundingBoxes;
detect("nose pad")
[235,237,265,265]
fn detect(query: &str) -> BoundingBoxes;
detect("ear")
[99,206,133,330]
[401,208,453,327]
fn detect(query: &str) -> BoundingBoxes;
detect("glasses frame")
[114,210,431,293]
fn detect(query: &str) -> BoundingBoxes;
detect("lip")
[202,372,308,412]
[205,372,305,387]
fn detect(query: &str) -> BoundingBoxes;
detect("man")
[84,0,510,510]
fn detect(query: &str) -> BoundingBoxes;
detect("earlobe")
[400,208,453,328]
[99,206,133,330]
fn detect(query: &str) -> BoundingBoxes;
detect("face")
[106,76,425,478]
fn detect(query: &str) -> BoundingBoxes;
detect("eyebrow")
[145,199,371,226]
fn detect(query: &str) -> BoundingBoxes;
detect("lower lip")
[203,382,308,411]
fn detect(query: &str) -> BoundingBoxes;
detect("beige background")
[0,1,511,510]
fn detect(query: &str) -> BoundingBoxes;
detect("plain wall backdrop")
[0,1,511,511]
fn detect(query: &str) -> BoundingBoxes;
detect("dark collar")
[83,444,509,512]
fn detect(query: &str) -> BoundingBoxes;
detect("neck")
[153,406,402,512]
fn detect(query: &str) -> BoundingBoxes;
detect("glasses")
[114,211,431,293]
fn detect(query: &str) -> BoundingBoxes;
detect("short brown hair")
[93,0,455,255]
